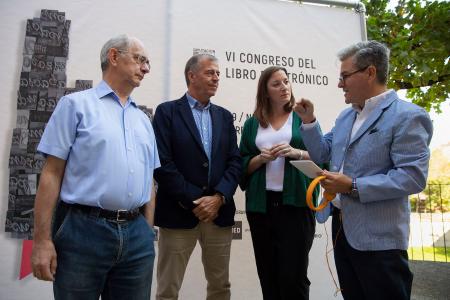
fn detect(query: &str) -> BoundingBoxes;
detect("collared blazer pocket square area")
[368,127,379,134]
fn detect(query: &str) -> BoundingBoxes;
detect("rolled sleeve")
[151,131,161,170]
[37,97,77,160]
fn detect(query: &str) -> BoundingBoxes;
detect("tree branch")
[393,74,450,89]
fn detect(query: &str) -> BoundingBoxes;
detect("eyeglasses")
[338,65,369,83]
[117,50,150,69]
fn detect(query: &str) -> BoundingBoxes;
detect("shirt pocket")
[134,132,151,164]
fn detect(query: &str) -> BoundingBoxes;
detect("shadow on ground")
[411,260,450,300]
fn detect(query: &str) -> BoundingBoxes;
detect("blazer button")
[203,162,209,168]
[202,186,207,191]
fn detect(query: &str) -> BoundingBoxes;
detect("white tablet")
[290,160,323,179]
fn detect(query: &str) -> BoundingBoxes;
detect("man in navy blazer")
[295,41,433,300]
[153,54,241,300]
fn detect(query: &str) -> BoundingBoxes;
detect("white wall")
[0,0,363,299]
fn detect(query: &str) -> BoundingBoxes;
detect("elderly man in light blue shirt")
[31,34,159,300]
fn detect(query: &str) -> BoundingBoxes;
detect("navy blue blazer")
[153,95,242,228]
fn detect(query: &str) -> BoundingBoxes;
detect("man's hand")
[192,195,223,222]
[294,98,316,124]
[31,239,57,281]
[31,155,65,282]
[320,170,352,194]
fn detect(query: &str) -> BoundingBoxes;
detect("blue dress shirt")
[38,80,160,210]
[186,93,212,162]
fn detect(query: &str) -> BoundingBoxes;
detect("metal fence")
[409,183,449,262]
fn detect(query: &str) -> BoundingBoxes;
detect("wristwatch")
[349,178,359,198]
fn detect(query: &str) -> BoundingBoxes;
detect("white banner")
[165,1,361,299]
[0,0,363,299]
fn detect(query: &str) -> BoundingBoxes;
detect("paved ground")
[411,261,450,300]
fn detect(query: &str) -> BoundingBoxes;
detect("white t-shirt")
[255,113,293,191]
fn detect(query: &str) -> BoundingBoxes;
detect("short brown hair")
[254,66,295,128]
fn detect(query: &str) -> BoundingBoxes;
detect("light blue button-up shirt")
[186,93,212,162]
[38,80,160,210]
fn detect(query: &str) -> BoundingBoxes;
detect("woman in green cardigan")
[239,66,319,300]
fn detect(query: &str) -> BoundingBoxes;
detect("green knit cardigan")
[239,113,321,213]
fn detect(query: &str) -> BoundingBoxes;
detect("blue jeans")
[52,202,155,300]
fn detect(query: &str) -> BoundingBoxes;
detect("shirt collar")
[186,92,211,110]
[95,80,137,107]
[352,89,392,114]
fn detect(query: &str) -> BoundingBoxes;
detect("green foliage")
[363,0,450,113]
[427,147,450,180]
[415,147,450,212]
[427,181,449,212]
[408,247,450,262]
[410,182,450,212]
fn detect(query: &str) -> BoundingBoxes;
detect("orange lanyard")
[306,175,336,211]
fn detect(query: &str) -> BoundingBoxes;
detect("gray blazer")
[302,90,433,251]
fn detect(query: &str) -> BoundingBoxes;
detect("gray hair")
[184,54,218,86]
[337,40,390,84]
[100,34,132,72]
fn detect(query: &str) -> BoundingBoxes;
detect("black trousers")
[247,191,315,300]
[332,208,413,300]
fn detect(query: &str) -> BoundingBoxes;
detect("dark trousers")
[247,191,315,300]
[332,208,413,300]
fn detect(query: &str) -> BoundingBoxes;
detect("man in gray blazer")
[294,41,433,300]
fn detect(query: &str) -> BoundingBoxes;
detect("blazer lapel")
[178,97,205,154]
[349,95,396,145]
[334,110,357,170]
[210,104,223,159]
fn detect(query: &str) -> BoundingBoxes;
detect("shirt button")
[342,147,345,151]
[127,148,132,151]
[130,169,134,174]
[128,192,132,197]
[203,162,208,168]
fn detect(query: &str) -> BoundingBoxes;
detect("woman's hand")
[270,143,304,160]
[259,148,276,163]
[246,148,275,175]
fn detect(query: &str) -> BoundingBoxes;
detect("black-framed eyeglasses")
[117,50,151,69]
[339,65,369,83]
